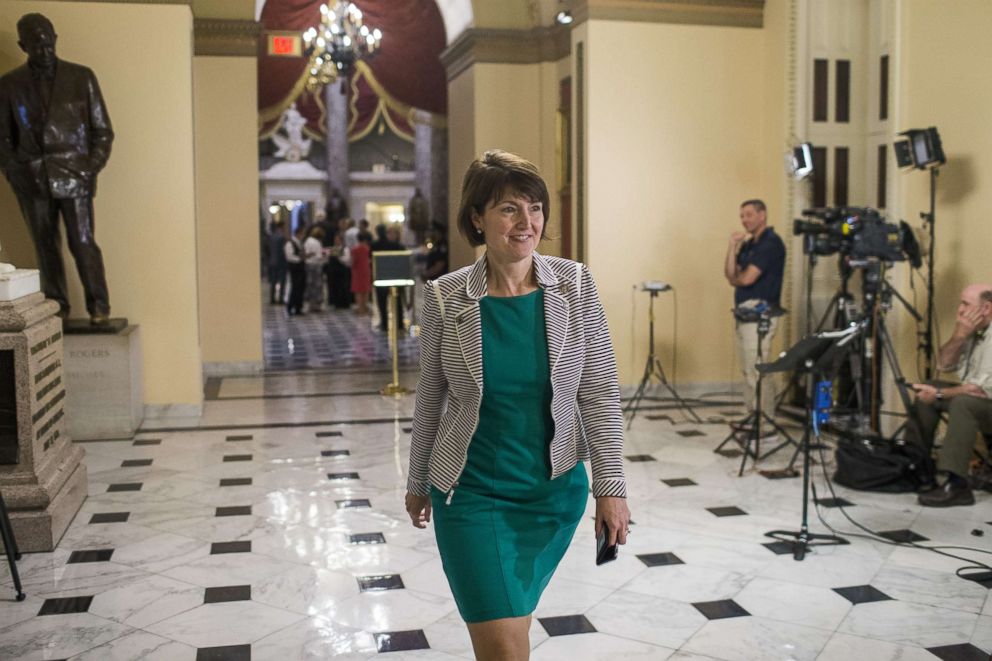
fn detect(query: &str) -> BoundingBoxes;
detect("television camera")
[792,206,921,268]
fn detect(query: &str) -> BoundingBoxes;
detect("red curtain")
[258,0,447,141]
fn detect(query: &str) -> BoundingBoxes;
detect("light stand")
[624,286,701,427]
[921,167,938,381]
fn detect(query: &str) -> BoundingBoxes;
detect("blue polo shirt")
[734,227,785,307]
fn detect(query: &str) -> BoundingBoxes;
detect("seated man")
[910,283,992,507]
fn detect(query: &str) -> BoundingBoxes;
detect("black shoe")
[918,480,975,507]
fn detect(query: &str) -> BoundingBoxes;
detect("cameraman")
[910,284,992,507]
[724,199,786,426]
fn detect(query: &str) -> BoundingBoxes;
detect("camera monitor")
[372,250,415,288]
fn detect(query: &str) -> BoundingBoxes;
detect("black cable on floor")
[805,433,992,582]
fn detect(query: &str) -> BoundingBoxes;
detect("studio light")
[894,127,945,170]
[555,10,574,24]
[787,142,814,180]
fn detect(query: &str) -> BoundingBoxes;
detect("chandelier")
[302,2,382,92]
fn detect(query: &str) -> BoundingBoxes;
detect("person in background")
[267,220,287,304]
[303,226,326,312]
[371,223,406,331]
[350,231,372,315]
[284,224,307,316]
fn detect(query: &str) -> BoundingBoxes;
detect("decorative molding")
[440,25,570,81]
[571,0,764,29]
[194,18,260,57]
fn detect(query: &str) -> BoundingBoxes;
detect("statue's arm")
[85,70,114,172]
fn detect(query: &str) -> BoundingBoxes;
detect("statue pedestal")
[64,325,143,441]
[0,269,40,302]
[0,291,87,552]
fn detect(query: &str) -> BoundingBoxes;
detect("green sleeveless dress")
[430,289,589,623]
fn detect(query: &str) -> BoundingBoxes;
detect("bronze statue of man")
[0,13,114,324]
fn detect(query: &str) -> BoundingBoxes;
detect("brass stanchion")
[381,286,408,397]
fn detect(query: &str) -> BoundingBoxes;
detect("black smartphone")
[596,526,618,565]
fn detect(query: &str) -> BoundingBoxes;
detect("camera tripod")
[715,310,799,475]
[624,287,701,427]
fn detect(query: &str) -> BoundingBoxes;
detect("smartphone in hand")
[596,526,619,565]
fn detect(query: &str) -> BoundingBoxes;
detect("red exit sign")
[268,34,301,57]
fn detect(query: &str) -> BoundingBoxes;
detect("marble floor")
[262,293,420,371]
[2,372,992,660]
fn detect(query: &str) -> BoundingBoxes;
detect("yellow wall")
[583,19,773,386]
[446,60,565,269]
[896,0,992,329]
[193,56,263,368]
[0,1,202,410]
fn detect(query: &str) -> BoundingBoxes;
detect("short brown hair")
[456,150,550,247]
[741,199,766,213]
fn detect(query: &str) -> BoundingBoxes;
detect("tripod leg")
[624,357,655,428]
[654,359,703,423]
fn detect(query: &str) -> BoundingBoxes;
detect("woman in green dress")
[405,150,630,660]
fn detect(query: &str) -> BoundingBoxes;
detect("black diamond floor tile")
[107,483,142,492]
[815,497,854,508]
[223,455,253,462]
[716,449,743,458]
[226,434,253,442]
[219,478,253,487]
[215,506,252,517]
[762,541,795,555]
[210,541,252,554]
[961,571,992,589]
[760,468,800,479]
[196,644,252,661]
[358,574,404,591]
[539,614,597,636]
[316,431,343,437]
[707,506,748,517]
[350,532,387,545]
[321,450,350,457]
[402,427,413,433]
[374,630,430,653]
[832,585,892,604]
[121,459,153,467]
[89,512,129,524]
[39,596,93,616]
[692,599,750,620]
[662,478,697,487]
[328,472,360,480]
[645,414,675,423]
[336,499,371,509]
[637,552,684,567]
[926,642,991,661]
[626,454,656,462]
[204,585,251,604]
[878,529,929,543]
[67,549,114,564]
[676,429,706,437]
[132,438,161,446]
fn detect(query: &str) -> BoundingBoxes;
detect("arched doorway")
[256,0,453,370]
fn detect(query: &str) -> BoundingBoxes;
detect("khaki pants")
[735,318,778,419]
[910,395,992,478]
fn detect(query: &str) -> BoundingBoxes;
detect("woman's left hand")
[595,496,631,546]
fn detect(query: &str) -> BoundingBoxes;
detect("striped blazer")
[407,251,627,501]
